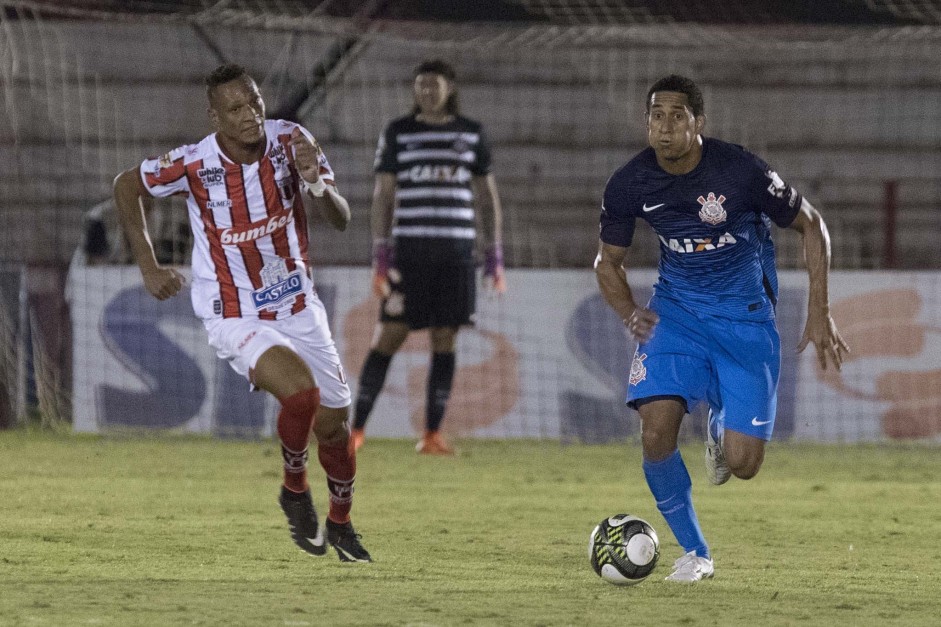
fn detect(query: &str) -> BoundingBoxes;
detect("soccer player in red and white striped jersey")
[113,63,370,562]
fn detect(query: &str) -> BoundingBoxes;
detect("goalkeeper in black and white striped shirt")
[352,59,505,455]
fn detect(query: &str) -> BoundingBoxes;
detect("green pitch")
[1,430,939,626]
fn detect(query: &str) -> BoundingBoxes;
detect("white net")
[864,0,941,24]
[4,4,941,268]
[2,1,940,441]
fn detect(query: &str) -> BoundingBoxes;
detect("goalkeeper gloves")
[483,244,506,294]
[372,239,394,298]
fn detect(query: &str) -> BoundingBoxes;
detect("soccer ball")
[588,514,660,585]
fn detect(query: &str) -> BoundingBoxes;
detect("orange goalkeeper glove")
[372,239,394,298]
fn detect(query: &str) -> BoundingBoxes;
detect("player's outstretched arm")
[789,198,850,370]
[594,240,658,342]
[112,168,183,301]
[290,128,351,231]
[472,173,506,294]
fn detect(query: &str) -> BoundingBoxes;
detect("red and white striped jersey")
[139,120,335,320]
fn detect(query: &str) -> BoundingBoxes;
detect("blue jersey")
[600,137,801,321]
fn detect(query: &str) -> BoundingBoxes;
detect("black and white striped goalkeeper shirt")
[375,114,492,261]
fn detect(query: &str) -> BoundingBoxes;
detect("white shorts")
[203,296,351,408]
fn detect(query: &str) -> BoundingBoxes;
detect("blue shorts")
[626,295,781,441]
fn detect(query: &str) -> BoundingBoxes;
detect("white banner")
[68,266,941,442]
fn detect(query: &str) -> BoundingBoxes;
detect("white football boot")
[704,409,731,486]
[664,551,715,583]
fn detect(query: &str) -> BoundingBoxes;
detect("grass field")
[1,430,940,626]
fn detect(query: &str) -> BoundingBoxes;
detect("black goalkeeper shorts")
[380,258,476,329]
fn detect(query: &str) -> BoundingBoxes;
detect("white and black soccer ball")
[588,514,660,585]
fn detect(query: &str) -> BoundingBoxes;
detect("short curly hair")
[206,63,252,100]
[646,74,705,117]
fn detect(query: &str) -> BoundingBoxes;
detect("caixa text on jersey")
[658,232,737,254]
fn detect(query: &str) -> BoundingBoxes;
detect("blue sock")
[642,449,710,559]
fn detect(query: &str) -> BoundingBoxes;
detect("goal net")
[2,0,939,442]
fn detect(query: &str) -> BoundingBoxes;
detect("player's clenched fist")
[142,265,184,301]
[625,306,659,343]
[289,127,323,185]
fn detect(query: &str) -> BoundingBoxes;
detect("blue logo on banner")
[99,282,339,435]
[560,289,651,444]
[99,286,206,429]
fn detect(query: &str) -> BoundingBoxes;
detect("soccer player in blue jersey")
[595,75,849,582]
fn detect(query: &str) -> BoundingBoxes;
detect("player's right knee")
[724,430,765,473]
[725,443,764,479]
[730,461,761,480]
[280,387,321,418]
[737,468,759,480]
[254,345,316,397]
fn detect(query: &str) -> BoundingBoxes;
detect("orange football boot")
[416,430,455,456]
[351,428,366,452]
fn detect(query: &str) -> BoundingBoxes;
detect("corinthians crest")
[629,352,648,386]
[697,192,727,225]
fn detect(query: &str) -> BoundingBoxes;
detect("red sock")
[318,440,356,524]
[277,388,320,493]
